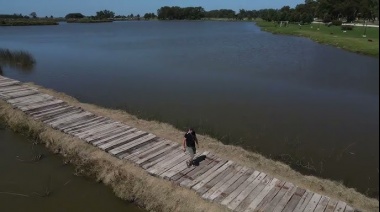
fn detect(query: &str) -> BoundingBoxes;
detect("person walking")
[183,128,199,167]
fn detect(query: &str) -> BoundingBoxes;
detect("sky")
[0,0,304,17]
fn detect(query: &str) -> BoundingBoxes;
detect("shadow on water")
[0,48,36,74]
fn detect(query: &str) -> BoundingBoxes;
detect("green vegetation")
[255,19,379,56]
[66,18,113,23]
[0,48,36,71]
[0,13,59,26]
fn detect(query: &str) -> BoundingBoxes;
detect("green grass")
[0,19,58,26]
[255,19,379,57]
[66,18,113,23]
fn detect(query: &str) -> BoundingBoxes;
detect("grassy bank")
[66,18,113,23]
[255,19,379,57]
[0,19,58,26]
[0,83,378,211]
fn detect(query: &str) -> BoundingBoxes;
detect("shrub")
[341,25,354,30]
[332,20,342,26]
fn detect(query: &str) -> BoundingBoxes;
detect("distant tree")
[50,15,53,18]
[65,13,85,19]
[136,14,140,20]
[30,12,37,18]
[95,10,115,19]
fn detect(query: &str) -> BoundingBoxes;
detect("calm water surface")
[0,124,145,211]
[0,21,378,197]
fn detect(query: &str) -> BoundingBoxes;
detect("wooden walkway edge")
[0,76,355,212]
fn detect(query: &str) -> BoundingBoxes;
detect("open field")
[255,19,379,57]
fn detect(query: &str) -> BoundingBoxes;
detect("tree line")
[155,0,378,23]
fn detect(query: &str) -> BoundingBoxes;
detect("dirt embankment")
[0,83,378,212]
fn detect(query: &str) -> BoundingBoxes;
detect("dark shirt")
[184,131,197,147]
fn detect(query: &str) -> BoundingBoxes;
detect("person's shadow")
[192,155,207,166]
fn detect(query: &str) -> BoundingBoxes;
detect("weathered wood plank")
[73,122,120,138]
[147,152,189,176]
[20,99,64,111]
[314,196,330,212]
[282,188,306,212]
[64,117,111,134]
[0,81,20,87]
[324,199,338,212]
[344,205,354,212]
[99,131,148,151]
[91,128,139,146]
[293,190,314,212]
[213,168,255,203]
[303,193,322,212]
[32,105,74,118]
[225,171,266,211]
[107,133,156,155]
[43,109,84,124]
[128,140,173,162]
[135,143,180,166]
[252,180,286,212]
[121,138,167,160]
[191,160,234,191]
[87,127,134,144]
[162,152,212,180]
[49,112,93,128]
[235,175,274,212]
[243,178,281,212]
[24,101,67,114]
[142,149,182,170]
[272,183,297,212]
[2,90,38,99]
[334,201,347,212]
[172,153,217,184]
[58,116,105,131]
[195,165,236,195]
[201,165,245,200]
[37,107,79,121]
[7,93,52,104]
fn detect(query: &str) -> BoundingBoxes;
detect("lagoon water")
[0,124,145,211]
[0,21,378,198]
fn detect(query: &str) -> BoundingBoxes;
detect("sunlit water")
[0,21,378,197]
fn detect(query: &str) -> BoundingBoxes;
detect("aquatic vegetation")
[0,48,36,71]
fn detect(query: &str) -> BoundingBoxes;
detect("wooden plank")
[87,127,134,144]
[243,178,280,212]
[293,190,314,212]
[20,99,64,111]
[42,109,84,125]
[31,105,73,118]
[179,155,224,187]
[0,81,19,87]
[235,175,274,212]
[202,165,245,200]
[223,171,265,210]
[334,201,347,212]
[259,181,293,212]
[142,149,183,170]
[37,107,79,121]
[24,102,67,114]
[85,126,132,143]
[128,140,173,162]
[108,133,156,155]
[147,151,189,176]
[2,90,38,99]
[99,131,148,151]
[282,188,306,212]
[7,93,52,104]
[314,196,330,212]
[73,121,119,137]
[324,199,339,212]
[191,160,234,191]
[135,143,180,166]
[54,114,98,130]
[49,112,93,128]
[303,193,322,212]
[272,183,297,212]
[213,168,254,203]
[77,123,125,140]
[92,128,139,146]
[162,152,211,180]
[64,117,111,133]
[120,138,167,160]
[196,165,236,195]
[344,205,354,212]
[215,169,255,204]
[173,155,218,185]
[58,116,104,131]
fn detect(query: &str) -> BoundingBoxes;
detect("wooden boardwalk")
[0,75,355,212]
